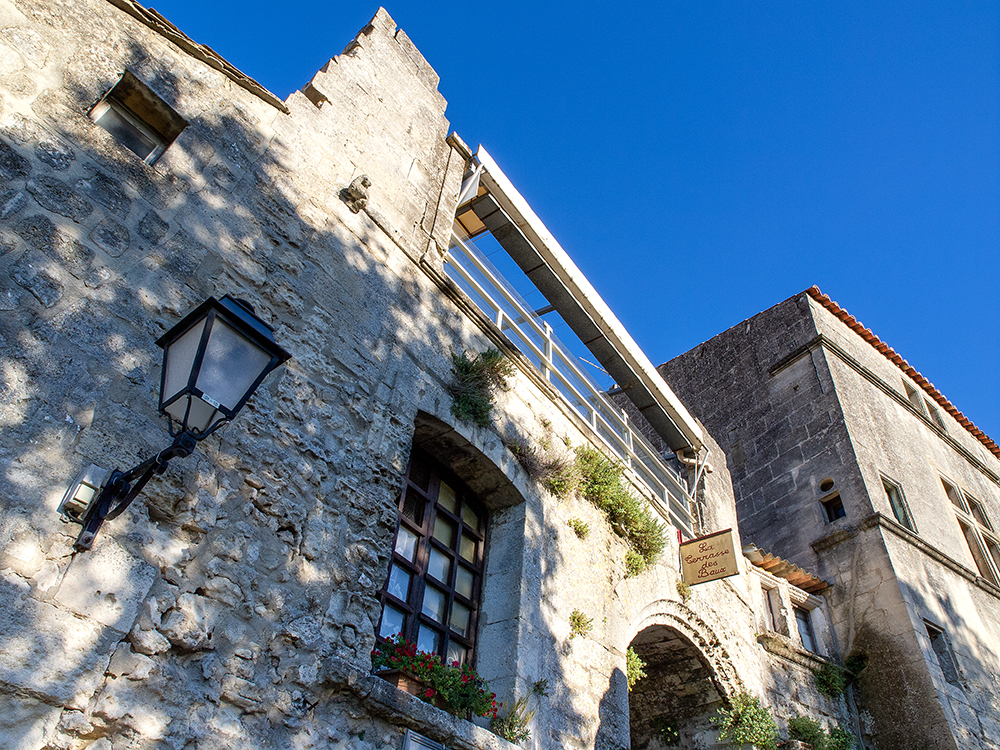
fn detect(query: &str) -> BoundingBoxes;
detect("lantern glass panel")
[161,318,206,407]
[165,395,221,435]
[195,318,273,411]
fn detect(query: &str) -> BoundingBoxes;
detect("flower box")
[376,668,450,711]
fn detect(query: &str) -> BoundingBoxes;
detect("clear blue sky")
[150,1,999,442]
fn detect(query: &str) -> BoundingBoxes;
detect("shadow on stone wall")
[0,24,592,749]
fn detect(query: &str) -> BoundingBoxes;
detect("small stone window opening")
[821,493,846,523]
[377,449,487,666]
[794,607,817,653]
[90,70,186,165]
[882,476,916,532]
[924,621,962,686]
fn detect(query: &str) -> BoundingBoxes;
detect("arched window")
[377,449,487,665]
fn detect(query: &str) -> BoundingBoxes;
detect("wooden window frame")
[377,449,487,666]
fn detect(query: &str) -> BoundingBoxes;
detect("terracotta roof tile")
[806,286,999,460]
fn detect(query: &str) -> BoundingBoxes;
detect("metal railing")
[446,232,695,537]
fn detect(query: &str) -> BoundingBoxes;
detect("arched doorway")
[628,624,728,749]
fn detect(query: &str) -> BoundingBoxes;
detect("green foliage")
[649,716,680,743]
[814,662,847,698]
[676,580,692,603]
[449,349,513,427]
[569,609,593,639]
[625,550,647,577]
[787,716,855,750]
[545,457,581,498]
[844,652,868,675]
[568,517,590,538]
[489,694,535,745]
[371,635,499,718]
[827,726,856,750]
[575,445,666,567]
[788,716,825,748]
[532,679,548,696]
[710,692,778,750]
[626,647,647,691]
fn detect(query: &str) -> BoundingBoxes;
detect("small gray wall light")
[60,296,291,550]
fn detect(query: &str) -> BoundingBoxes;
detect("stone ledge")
[757,632,840,672]
[322,655,517,750]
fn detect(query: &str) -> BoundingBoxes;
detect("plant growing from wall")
[710,692,778,750]
[625,550,647,577]
[626,647,647,691]
[532,679,548,696]
[449,349,514,428]
[569,609,593,639]
[676,580,692,603]
[575,445,666,567]
[649,716,680,743]
[787,716,855,750]
[489,694,536,745]
[814,662,847,698]
[568,517,589,538]
[844,652,868,675]
[788,716,825,748]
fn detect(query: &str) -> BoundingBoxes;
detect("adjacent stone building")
[0,2,923,749]
[661,288,1000,750]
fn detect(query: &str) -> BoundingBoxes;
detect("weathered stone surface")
[137,209,168,243]
[10,249,62,306]
[90,217,129,257]
[76,169,131,218]
[27,173,92,220]
[0,135,29,180]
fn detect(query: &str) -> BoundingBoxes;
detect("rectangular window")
[903,381,924,412]
[942,478,966,511]
[945,478,1000,585]
[821,493,846,523]
[924,621,961,686]
[90,70,186,165]
[378,449,486,665]
[882,476,916,532]
[795,607,817,653]
[925,399,947,430]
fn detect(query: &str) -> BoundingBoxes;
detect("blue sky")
[150,1,999,441]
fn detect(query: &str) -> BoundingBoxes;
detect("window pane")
[967,497,992,530]
[451,601,471,637]
[455,566,474,599]
[446,641,467,666]
[459,532,476,562]
[427,548,452,584]
[422,585,447,623]
[196,319,273,411]
[462,503,481,531]
[438,482,457,513]
[795,608,816,652]
[387,565,411,601]
[943,480,965,510]
[94,104,158,160]
[409,459,431,492]
[395,527,418,562]
[883,479,914,531]
[379,605,405,639]
[417,625,440,655]
[402,493,425,525]
[433,516,456,547]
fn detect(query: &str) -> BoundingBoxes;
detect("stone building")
[661,288,1000,750]
[0,1,855,749]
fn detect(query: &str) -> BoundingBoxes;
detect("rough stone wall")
[0,2,855,749]
[662,290,1000,750]
[659,292,866,574]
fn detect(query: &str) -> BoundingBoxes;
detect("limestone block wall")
[0,2,857,749]
[659,291,866,575]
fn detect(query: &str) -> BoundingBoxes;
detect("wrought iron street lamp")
[60,296,291,550]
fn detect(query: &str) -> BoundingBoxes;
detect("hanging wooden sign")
[680,528,740,585]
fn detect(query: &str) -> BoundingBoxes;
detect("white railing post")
[542,322,553,381]
[622,409,633,469]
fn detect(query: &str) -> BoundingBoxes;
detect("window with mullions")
[378,450,486,665]
[943,477,1000,585]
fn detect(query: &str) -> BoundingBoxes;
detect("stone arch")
[628,599,745,748]
[411,409,528,510]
